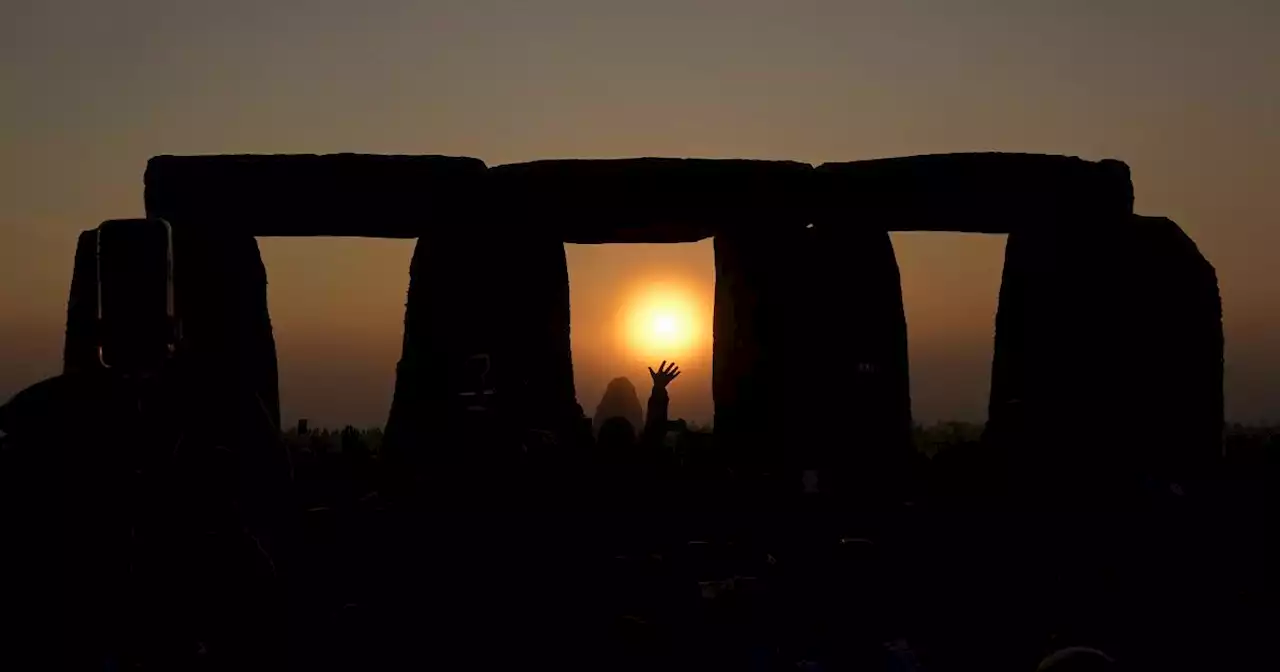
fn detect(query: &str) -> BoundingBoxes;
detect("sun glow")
[622,284,703,358]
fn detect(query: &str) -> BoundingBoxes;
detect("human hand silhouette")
[648,361,681,390]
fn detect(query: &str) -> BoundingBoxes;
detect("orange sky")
[2,1,1277,427]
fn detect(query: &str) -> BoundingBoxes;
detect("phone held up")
[95,218,178,376]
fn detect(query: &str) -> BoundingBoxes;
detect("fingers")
[651,361,680,380]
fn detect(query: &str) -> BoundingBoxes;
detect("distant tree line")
[280,419,1277,463]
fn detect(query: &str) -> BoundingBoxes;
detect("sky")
[2,0,1277,428]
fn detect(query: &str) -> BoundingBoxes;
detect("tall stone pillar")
[798,226,912,504]
[169,228,280,429]
[712,231,791,482]
[713,226,912,506]
[985,160,1136,506]
[1108,216,1223,492]
[989,215,1221,506]
[988,222,1088,504]
[383,228,578,502]
[62,227,280,430]
[63,230,101,374]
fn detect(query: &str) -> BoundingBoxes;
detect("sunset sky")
[2,1,1277,428]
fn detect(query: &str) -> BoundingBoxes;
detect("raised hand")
[648,361,681,390]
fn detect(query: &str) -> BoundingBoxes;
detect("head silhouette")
[1036,647,1116,672]
[597,415,638,452]
[593,376,644,436]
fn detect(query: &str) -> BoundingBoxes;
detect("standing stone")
[988,223,1091,504]
[713,231,790,488]
[1107,216,1223,494]
[63,230,101,374]
[383,228,578,504]
[713,225,912,506]
[788,226,913,506]
[988,214,1221,506]
[168,228,280,429]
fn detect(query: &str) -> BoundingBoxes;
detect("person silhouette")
[594,361,680,456]
[593,377,644,437]
[642,360,680,446]
[0,339,291,669]
[0,370,119,666]
[594,362,680,555]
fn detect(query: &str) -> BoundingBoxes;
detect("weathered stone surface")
[988,214,1222,506]
[145,154,487,237]
[383,229,577,496]
[713,224,912,505]
[63,230,100,374]
[816,153,1132,233]
[489,158,813,243]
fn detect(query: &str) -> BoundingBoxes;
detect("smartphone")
[96,218,177,373]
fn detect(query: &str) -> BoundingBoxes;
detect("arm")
[642,386,670,447]
[641,361,680,448]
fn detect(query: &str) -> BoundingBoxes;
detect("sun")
[622,284,702,358]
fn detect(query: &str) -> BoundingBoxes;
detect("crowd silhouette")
[0,350,1271,671]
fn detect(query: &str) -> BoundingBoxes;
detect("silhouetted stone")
[816,153,1132,233]
[1107,216,1223,492]
[593,377,645,436]
[788,226,913,505]
[989,220,1111,505]
[168,229,280,428]
[63,229,100,374]
[144,152,1133,239]
[383,228,577,502]
[38,150,1240,668]
[145,154,487,237]
[713,230,791,483]
[713,224,912,505]
[989,211,1221,507]
[488,158,813,243]
[102,151,1224,511]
